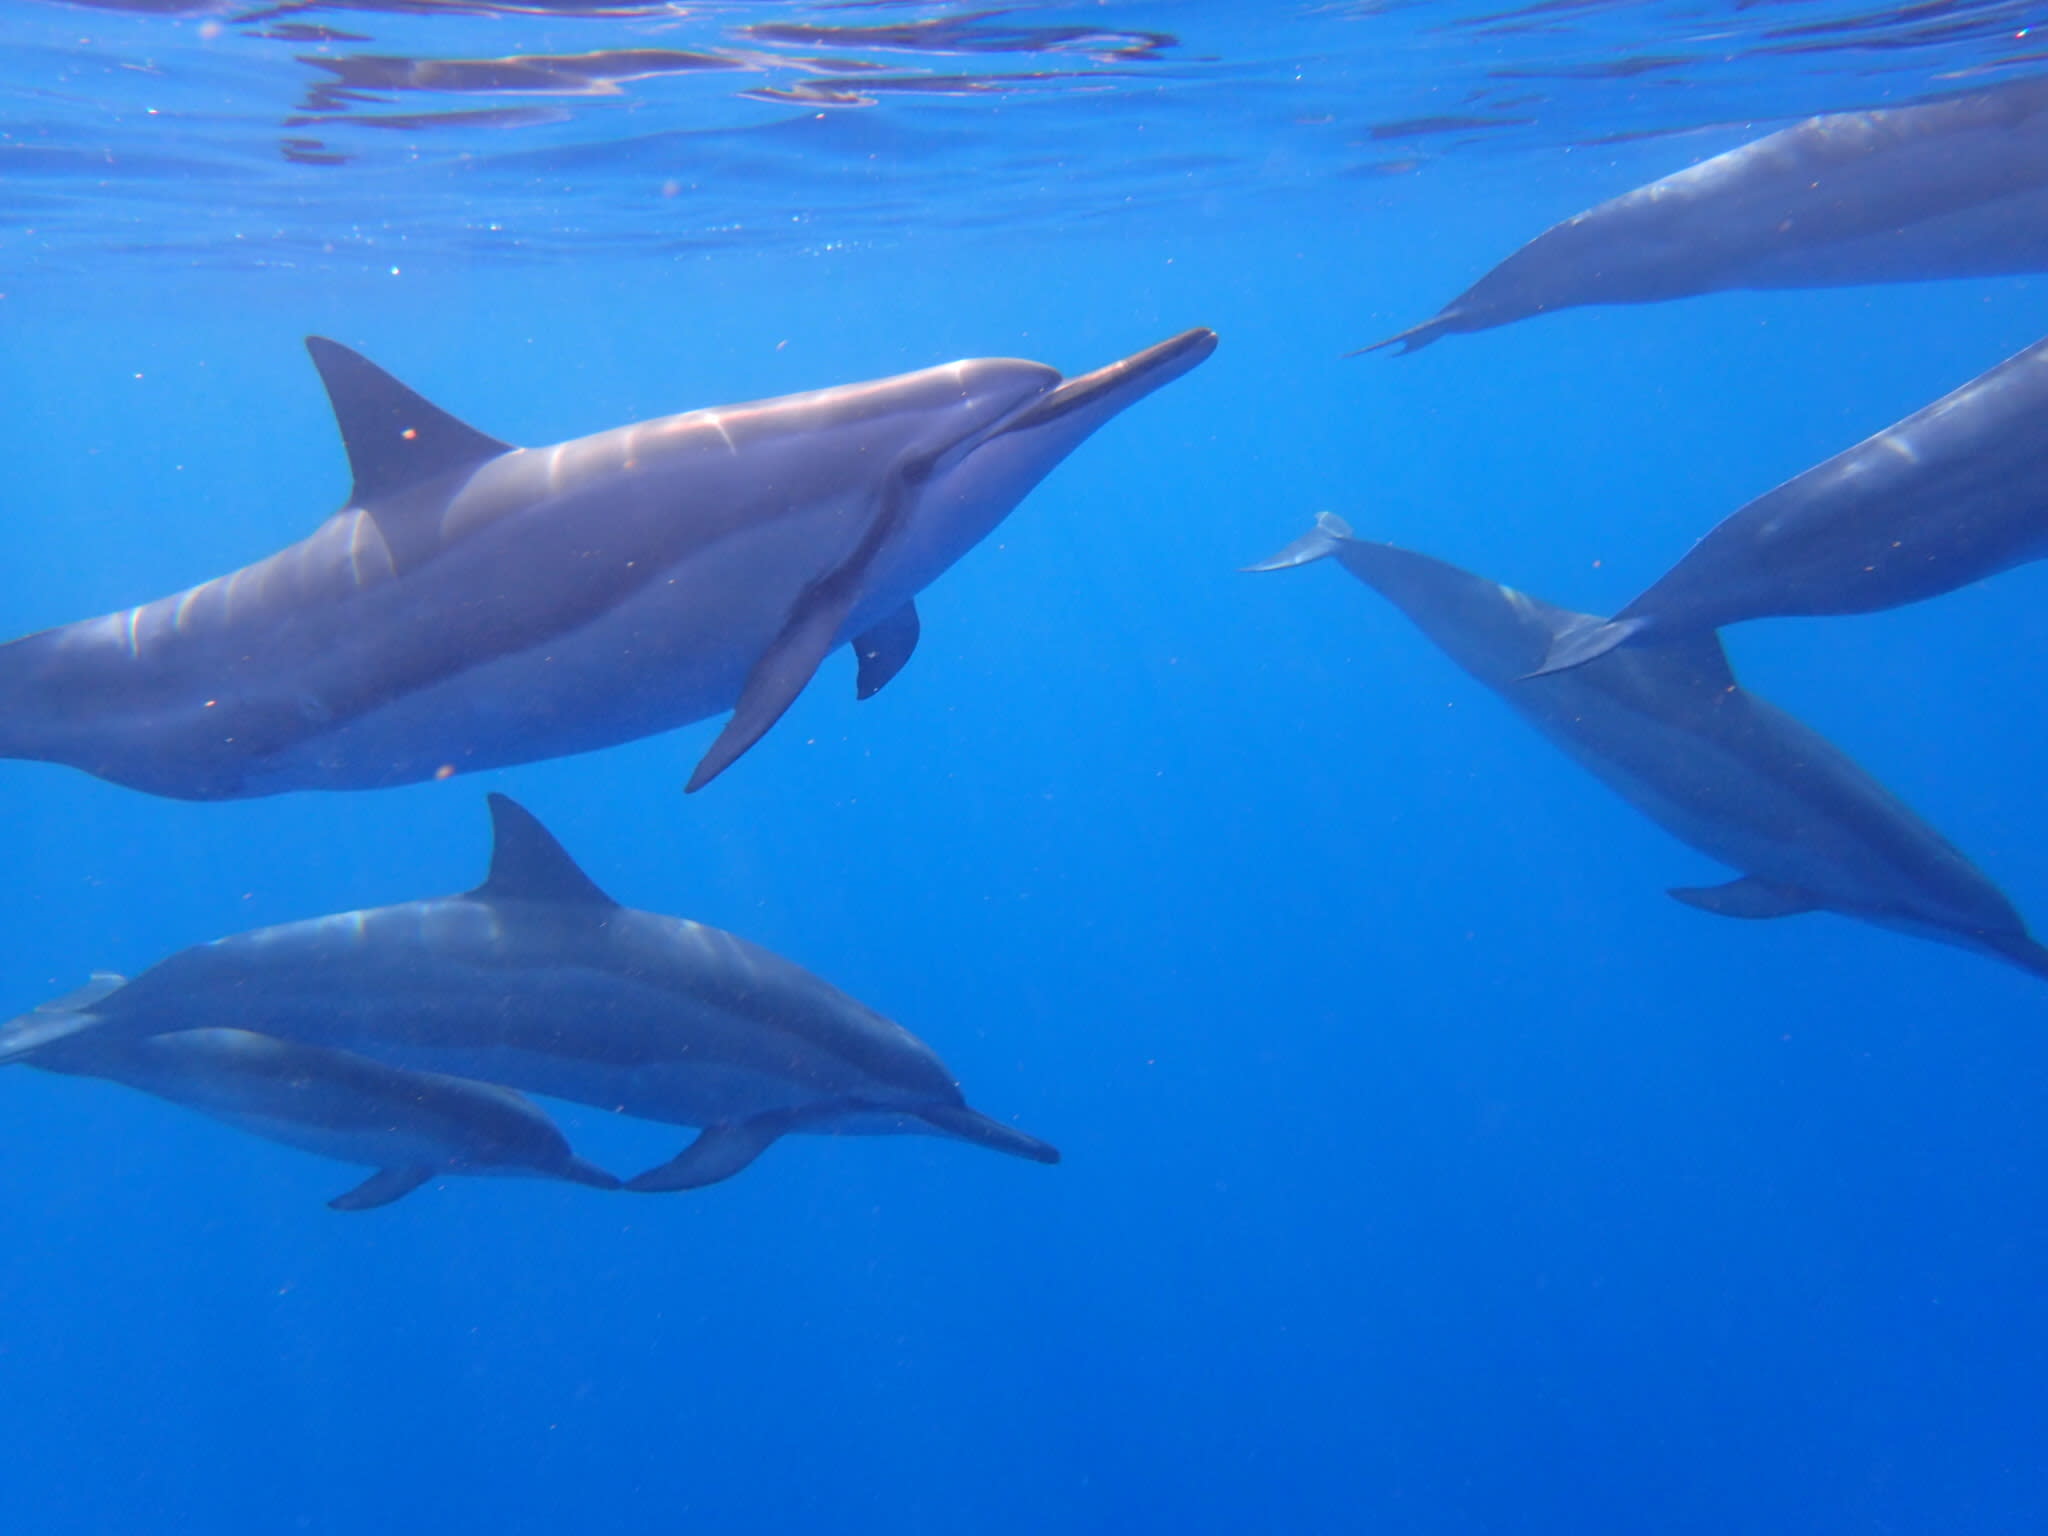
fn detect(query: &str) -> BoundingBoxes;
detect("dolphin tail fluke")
[1242,511,1357,573]
[626,1115,796,1193]
[0,972,128,1064]
[1521,615,1650,680]
[558,1156,622,1192]
[915,1103,1061,1165]
[1346,313,1456,358]
[328,1165,432,1212]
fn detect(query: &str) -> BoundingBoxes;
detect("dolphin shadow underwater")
[1364,77,2048,354]
[0,328,1214,799]
[1526,334,2048,675]
[0,795,1060,1193]
[1249,514,2048,983]
[18,1010,619,1211]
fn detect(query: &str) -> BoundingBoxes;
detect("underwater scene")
[5,1,2048,1530]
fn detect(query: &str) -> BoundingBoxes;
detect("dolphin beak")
[1000,327,1218,434]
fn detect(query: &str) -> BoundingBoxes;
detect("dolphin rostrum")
[0,328,1215,798]
[0,795,1060,1192]
[1529,335,2048,675]
[1365,79,2048,354]
[15,999,619,1210]
[1248,514,2048,981]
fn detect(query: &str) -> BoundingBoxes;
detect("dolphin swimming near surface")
[0,795,1060,1192]
[1365,78,2048,354]
[1248,513,2048,981]
[0,328,1215,798]
[15,1002,619,1210]
[1529,335,2048,675]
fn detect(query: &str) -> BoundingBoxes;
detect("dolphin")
[1248,513,2048,981]
[1365,78,2048,354]
[0,795,1060,1192]
[15,999,619,1210]
[0,327,1215,798]
[1530,335,2048,675]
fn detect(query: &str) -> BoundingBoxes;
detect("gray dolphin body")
[0,796,1058,1191]
[0,328,1214,798]
[1249,514,2048,981]
[1533,336,2048,674]
[1368,79,2048,353]
[18,1004,618,1210]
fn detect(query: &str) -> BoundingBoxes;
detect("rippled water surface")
[9,0,2048,264]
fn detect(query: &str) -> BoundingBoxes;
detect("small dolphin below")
[0,327,1215,798]
[1530,334,2048,674]
[1249,513,2048,982]
[0,796,1059,1192]
[14,1001,619,1210]
[1365,78,2048,353]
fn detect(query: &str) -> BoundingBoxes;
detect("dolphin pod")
[1366,78,2048,354]
[20,1004,619,1210]
[1,795,1058,1198]
[1530,335,2048,675]
[1249,514,2048,983]
[0,328,1214,799]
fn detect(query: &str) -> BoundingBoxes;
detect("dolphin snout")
[1001,327,1218,434]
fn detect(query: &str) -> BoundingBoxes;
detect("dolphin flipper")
[852,600,920,701]
[626,1112,811,1192]
[914,1102,1061,1164]
[327,1165,432,1212]
[1668,877,1822,919]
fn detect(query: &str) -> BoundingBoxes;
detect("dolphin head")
[870,328,1217,598]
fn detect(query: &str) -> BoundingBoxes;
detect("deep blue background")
[3,145,2048,1532]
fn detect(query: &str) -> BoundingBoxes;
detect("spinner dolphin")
[0,328,1214,798]
[18,1006,618,1210]
[1366,78,2048,353]
[1249,514,2048,982]
[0,796,1059,1192]
[1533,335,2048,674]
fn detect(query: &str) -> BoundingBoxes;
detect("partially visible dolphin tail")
[1521,614,1651,680]
[558,1156,622,1192]
[1346,312,1459,358]
[1242,511,1356,573]
[0,972,126,1064]
[1983,933,2048,985]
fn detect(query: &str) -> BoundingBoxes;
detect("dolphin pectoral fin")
[626,1115,801,1193]
[686,590,857,793]
[852,600,921,701]
[1668,878,1822,920]
[1521,616,1648,680]
[558,1156,622,1192]
[914,1103,1061,1165]
[0,972,129,1064]
[327,1165,433,1212]
[1243,512,1357,573]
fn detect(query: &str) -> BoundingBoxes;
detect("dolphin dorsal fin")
[305,337,512,508]
[469,794,618,909]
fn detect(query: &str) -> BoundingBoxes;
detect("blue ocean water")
[5,2,2048,1530]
